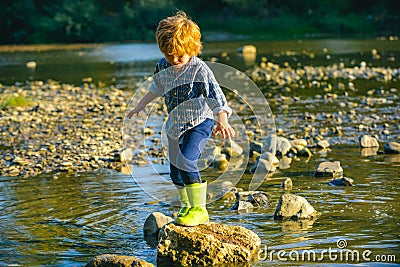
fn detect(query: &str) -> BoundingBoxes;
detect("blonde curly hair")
[156,11,202,57]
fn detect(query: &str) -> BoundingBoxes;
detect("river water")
[0,39,399,266]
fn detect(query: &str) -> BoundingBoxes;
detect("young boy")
[127,11,234,226]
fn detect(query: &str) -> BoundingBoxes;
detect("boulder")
[143,212,173,247]
[383,142,400,154]
[274,194,318,220]
[314,161,343,178]
[359,135,379,148]
[85,254,154,267]
[157,222,260,266]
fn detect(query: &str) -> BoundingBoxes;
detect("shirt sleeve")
[148,60,164,96]
[207,82,232,117]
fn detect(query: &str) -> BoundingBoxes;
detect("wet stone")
[314,161,343,178]
[329,177,354,186]
[359,135,379,148]
[383,142,400,154]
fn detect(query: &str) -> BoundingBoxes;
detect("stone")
[274,194,318,220]
[157,222,260,266]
[258,152,280,167]
[231,200,254,213]
[329,177,354,186]
[85,254,154,267]
[359,135,379,148]
[291,139,308,148]
[281,178,293,190]
[237,45,257,54]
[213,154,229,170]
[221,191,236,201]
[278,156,292,169]
[114,148,133,163]
[222,140,243,158]
[265,135,291,156]
[297,147,312,157]
[143,212,173,247]
[249,141,263,156]
[247,192,270,208]
[250,158,277,174]
[314,161,343,178]
[383,142,400,154]
[317,140,330,149]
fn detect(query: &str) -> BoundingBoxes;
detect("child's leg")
[177,118,214,185]
[168,137,185,187]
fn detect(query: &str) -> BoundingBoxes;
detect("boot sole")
[175,218,209,227]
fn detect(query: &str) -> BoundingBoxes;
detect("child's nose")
[173,56,180,64]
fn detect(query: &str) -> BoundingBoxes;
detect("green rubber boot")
[175,181,209,226]
[176,186,191,217]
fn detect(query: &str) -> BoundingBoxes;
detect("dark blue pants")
[168,118,214,186]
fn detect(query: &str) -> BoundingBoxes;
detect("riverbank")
[0,81,131,177]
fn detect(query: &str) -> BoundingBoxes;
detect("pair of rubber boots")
[175,181,209,227]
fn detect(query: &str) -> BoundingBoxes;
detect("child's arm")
[127,91,158,119]
[215,110,235,140]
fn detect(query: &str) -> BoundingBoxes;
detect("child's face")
[163,53,190,68]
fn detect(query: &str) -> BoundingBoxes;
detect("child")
[127,11,234,226]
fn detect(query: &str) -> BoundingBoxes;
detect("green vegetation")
[0,95,31,108]
[1,0,399,44]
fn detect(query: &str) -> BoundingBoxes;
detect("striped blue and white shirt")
[149,56,232,139]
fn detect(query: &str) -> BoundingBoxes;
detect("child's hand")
[126,104,144,119]
[215,121,235,139]
[215,111,235,139]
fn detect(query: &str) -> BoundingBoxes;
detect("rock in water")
[85,254,154,267]
[314,161,343,178]
[157,222,260,266]
[317,140,330,149]
[230,200,254,213]
[329,177,354,186]
[247,192,271,208]
[143,212,173,247]
[281,177,293,190]
[383,142,400,154]
[274,194,318,220]
[359,135,379,148]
